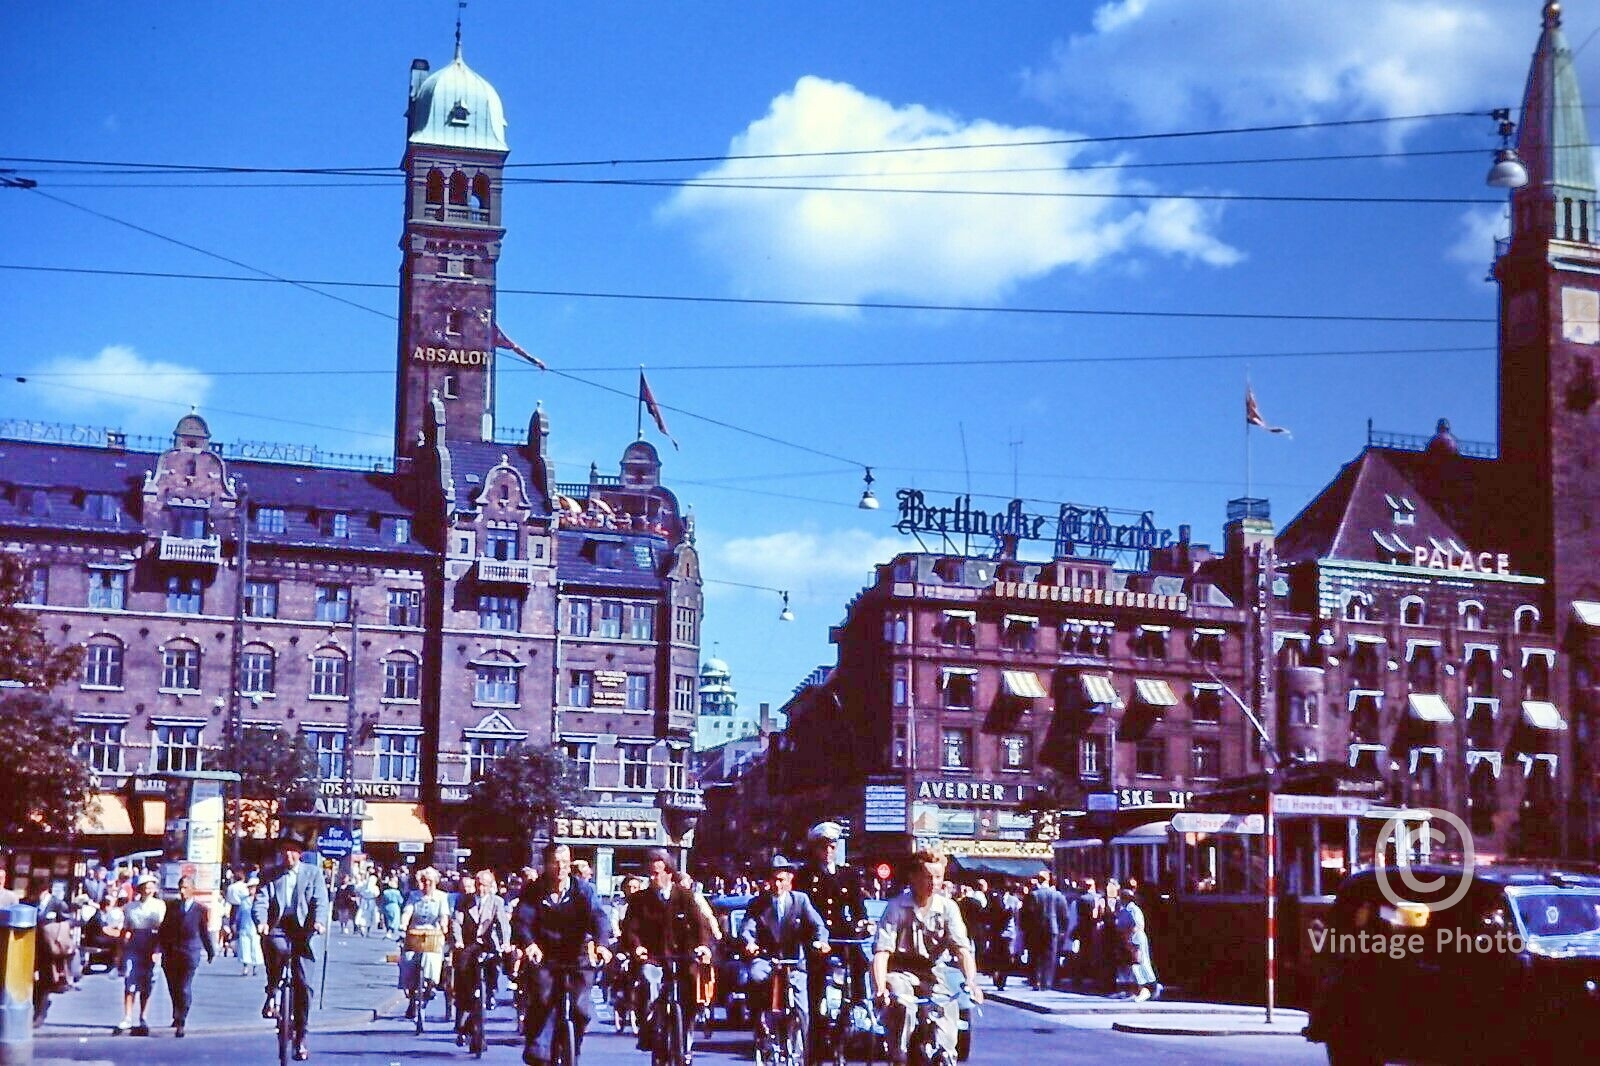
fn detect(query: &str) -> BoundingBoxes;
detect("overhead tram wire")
[0,265,1498,325]
[10,345,1496,382]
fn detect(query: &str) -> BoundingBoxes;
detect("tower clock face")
[1562,286,1600,344]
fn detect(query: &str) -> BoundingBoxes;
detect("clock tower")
[394,44,509,458]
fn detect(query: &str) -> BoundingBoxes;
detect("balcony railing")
[158,534,223,564]
[477,557,534,584]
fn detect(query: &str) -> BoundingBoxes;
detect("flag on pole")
[639,371,679,450]
[493,324,546,370]
[1245,386,1291,437]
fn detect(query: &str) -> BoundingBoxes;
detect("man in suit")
[1020,871,1062,991]
[514,843,612,1066]
[620,850,714,1055]
[739,855,829,1045]
[252,830,328,1061]
[451,868,512,1047]
[157,875,215,1037]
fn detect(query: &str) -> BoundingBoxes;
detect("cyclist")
[253,830,328,1062]
[739,856,829,1049]
[871,849,982,1066]
[400,867,450,1022]
[514,842,612,1066]
[452,868,511,1045]
[794,822,871,1058]
[620,849,715,1057]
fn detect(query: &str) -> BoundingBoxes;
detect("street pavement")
[28,935,1328,1064]
[981,978,1310,1038]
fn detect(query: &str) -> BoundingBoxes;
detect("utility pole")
[343,590,361,876]
[227,479,249,870]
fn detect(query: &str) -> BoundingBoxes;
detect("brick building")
[0,42,702,883]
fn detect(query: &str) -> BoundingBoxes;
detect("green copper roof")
[1515,2,1595,198]
[408,49,508,154]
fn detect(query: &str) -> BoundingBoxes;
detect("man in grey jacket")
[253,830,328,1061]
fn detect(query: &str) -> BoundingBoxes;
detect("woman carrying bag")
[400,868,449,1021]
[1111,887,1160,1002]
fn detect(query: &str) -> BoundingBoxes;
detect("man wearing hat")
[795,821,868,1060]
[739,856,829,1049]
[253,829,328,1061]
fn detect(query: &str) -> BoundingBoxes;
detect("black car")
[1304,865,1600,1065]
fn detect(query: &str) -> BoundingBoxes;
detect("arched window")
[1514,605,1540,634]
[474,652,520,705]
[1523,654,1551,701]
[1459,601,1485,631]
[383,652,420,701]
[1344,592,1370,622]
[472,172,491,214]
[425,169,444,206]
[310,648,348,698]
[240,643,275,696]
[160,639,201,691]
[83,635,125,688]
[449,171,468,206]
[1401,596,1426,626]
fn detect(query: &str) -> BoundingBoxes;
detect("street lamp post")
[226,479,250,870]
[343,591,361,876]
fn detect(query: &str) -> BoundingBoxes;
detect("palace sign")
[1412,546,1512,576]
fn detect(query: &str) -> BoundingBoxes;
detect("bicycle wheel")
[276,982,292,1066]
[663,1001,685,1066]
[552,1002,575,1066]
[832,1012,849,1066]
[786,1008,808,1066]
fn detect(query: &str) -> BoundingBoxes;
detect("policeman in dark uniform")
[794,822,870,1062]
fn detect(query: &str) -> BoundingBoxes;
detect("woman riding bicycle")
[400,867,450,1022]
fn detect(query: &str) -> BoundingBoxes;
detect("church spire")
[1512,2,1596,243]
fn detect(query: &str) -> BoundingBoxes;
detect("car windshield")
[1512,891,1600,938]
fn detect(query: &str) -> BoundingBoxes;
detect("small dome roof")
[409,51,507,153]
[701,658,731,678]
[174,412,211,440]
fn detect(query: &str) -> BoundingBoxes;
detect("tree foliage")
[0,553,82,689]
[218,725,318,835]
[459,744,583,862]
[0,690,93,838]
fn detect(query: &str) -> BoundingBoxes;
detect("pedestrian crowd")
[943,871,1162,1002]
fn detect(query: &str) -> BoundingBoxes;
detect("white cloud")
[33,345,213,423]
[1023,0,1523,137]
[1446,206,1503,282]
[660,76,1241,305]
[707,527,904,601]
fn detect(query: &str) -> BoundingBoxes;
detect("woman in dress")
[380,876,404,940]
[235,876,263,977]
[1112,887,1159,1002]
[399,867,449,1020]
[356,867,379,937]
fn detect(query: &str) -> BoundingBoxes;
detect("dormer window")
[322,512,351,539]
[448,102,470,126]
[1386,494,1417,526]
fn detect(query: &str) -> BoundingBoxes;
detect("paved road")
[32,998,1331,1065]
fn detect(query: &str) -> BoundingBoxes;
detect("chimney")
[409,59,430,103]
[758,702,772,736]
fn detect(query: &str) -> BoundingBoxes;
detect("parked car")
[1303,864,1600,1065]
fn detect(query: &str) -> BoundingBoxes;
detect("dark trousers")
[523,966,594,1063]
[162,955,199,1023]
[1027,935,1057,990]
[263,935,314,1041]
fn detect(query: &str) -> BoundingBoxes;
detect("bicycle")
[643,952,701,1066]
[608,954,645,1035]
[813,937,878,1066]
[902,984,973,1066]
[752,957,808,1066]
[529,960,605,1066]
[270,962,294,1066]
[455,944,501,1058]
[403,929,446,1037]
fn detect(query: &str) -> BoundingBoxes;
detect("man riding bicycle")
[739,856,829,1047]
[794,822,870,1059]
[513,842,612,1066]
[452,868,512,1046]
[253,830,328,1062]
[871,849,982,1066]
[619,850,714,1057]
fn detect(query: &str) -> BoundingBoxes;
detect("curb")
[1111,1020,1307,1038]
[986,992,1281,1018]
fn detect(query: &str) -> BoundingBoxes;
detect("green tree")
[0,554,92,838]
[218,725,318,838]
[459,745,583,865]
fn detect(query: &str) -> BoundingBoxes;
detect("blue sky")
[2,1,1587,715]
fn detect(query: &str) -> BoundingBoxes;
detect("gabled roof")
[555,529,671,591]
[1276,446,1485,567]
[446,440,549,517]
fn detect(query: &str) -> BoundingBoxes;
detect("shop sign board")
[863,785,907,833]
[1171,813,1265,835]
[1271,795,1373,817]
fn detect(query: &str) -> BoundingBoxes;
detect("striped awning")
[1079,674,1122,708]
[1521,701,1567,732]
[363,802,434,844]
[77,794,134,836]
[1133,678,1179,707]
[1407,694,1455,724]
[1001,670,1048,699]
